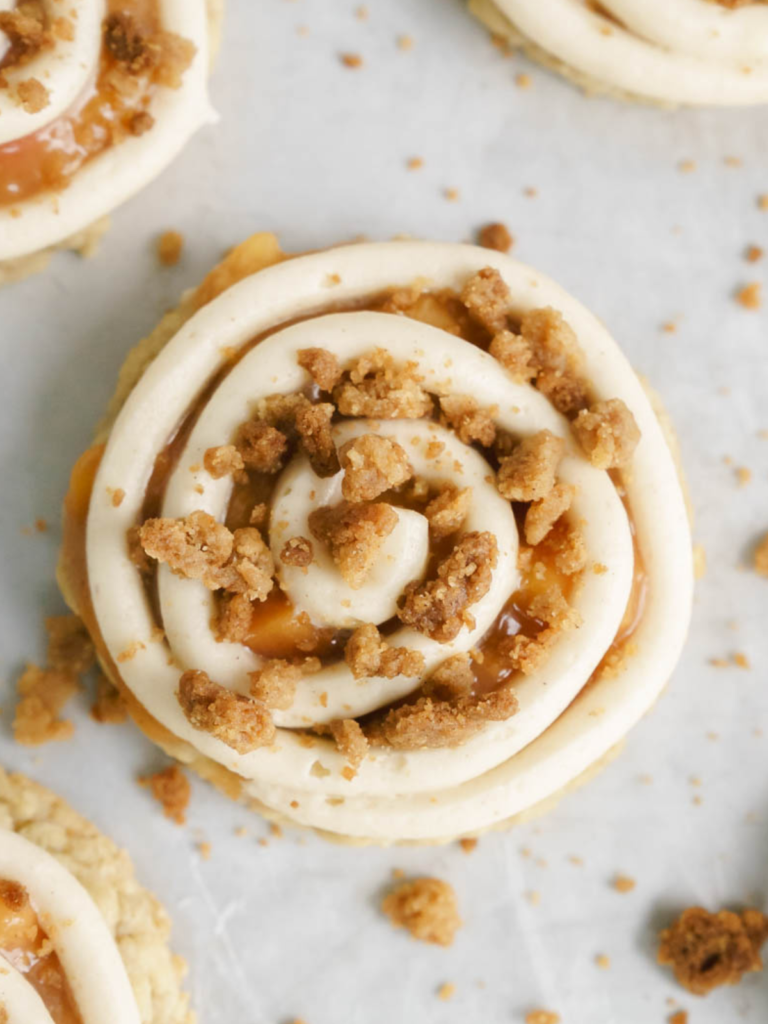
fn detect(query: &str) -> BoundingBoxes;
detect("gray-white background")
[1,1,767,1021]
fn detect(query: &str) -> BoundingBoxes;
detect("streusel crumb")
[573,399,640,470]
[339,434,412,501]
[658,906,768,996]
[520,307,589,415]
[381,877,461,947]
[423,653,475,700]
[424,485,471,538]
[524,483,576,546]
[334,349,432,419]
[281,536,314,568]
[203,444,245,479]
[139,765,190,825]
[528,586,581,631]
[525,1012,560,1024]
[0,8,50,63]
[91,674,128,724]
[309,501,398,588]
[500,630,556,676]
[249,659,302,710]
[13,664,79,746]
[45,614,95,675]
[16,77,49,112]
[344,623,425,679]
[440,395,496,447]
[497,430,565,502]
[478,223,514,253]
[157,230,183,267]
[215,593,253,644]
[236,421,287,474]
[295,402,340,478]
[539,519,587,576]
[330,718,369,776]
[298,348,342,391]
[461,267,510,334]
[754,533,768,577]
[489,330,536,383]
[399,532,498,642]
[177,669,275,754]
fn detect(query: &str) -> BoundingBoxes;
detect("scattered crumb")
[16,77,50,113]
[157,230,184,266]
[525,1012,560,1024]
[736,466,752,486]
[437,982,455,1001]
[397,34,414,51]
[198,841,212,861]
[758,194,768,211]
[516,72,532,89]
[678,160,696,174]
[612,874,636,894]
[297,348,342,391]
[345,623,424,680]
[736,282,762,310]
[177,669,275,753]
[309,501,397,588]
[13,664,79,746]
[733,652,750,669]
[669,1012,688,1024]
[755,533,768,577]
[573,399,641,470]
[91,674,128,724]
[339,434,412,502]
[381,877,461,947]
[526,890,541,906]
[139,765,190,825]
[406,156,424,171]
[459,837,478,854]
[46,615,95,675]
[596,954,611,970]
[445,187,460,202]
[746,245,764,263]
[478,222,514,253]
[340,52,363,68]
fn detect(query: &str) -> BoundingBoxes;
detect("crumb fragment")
[461,267,510,334]
[596,954,610,969]
[249,659,302,710]
[746,245,764,263]
[203,444,245,479]
[334,349,432,419]
[497,430,565,501]
[330,718,369,776]
[440,395,496,447]
[424,485,471,538]
[16,77,49,112]
[295,402,340,478]
[755,533,768,577]
[669,1012,688,1024]
[309,501,397,588]
[525,1013,560,1024]
[13,665,79,746]
[236,420,287,473]
[344,623,424,679]
[437,982,455,1001]
[406,156,423,171]
[658,906,768,995]
[157,230,183,266]
[573,399,641,470]
[91,674,128,724]
[281,536,314,568]
[139,765,190,825]
[339,434,412,501]
[525,483,576,546]
[459,838,478,854]
[612,874,636,893]
[177,669,275,753]
[298,348,342,391]
[381,877,461,947]
[45,615,95,675]
[736,282,762,310]
[489,330,536,383]
[478,223,513,253]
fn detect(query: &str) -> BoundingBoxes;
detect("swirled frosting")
[85,240,693,843]
[0,0,214,263]
[0,830,140,1023]
[470,0,768,106]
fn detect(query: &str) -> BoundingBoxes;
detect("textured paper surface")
[0,1,767,1021]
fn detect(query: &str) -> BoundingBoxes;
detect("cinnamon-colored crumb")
[13,664,80,746]
[461,267,510,334]
[525,483,576,546]
[236,420,288,474]
[736,282,762,310]
[528,586,581,631]
[437,982,456,1001]
[746,245,764,263]
[573,399,641,470]
[497,430,565,502]
[139,765,190,825]
[0,8,50,63]
[525,1013,560,1024]
[658,906,768,996]
[250,503,269,527]
[669,1012,688,1024]
[153,31,196,89]
[381,877,461,947]
[330,718,369,776]
[295,402,340,478]
[737,466,752,487]
[459,837,478,854]
[440,395,496,447]
[444,187,461,203]
[104,13,152,68]
[45,614,95,675]
[399,532,498,643]
[596,954,610,969]
[423,654,475,700]
[91,674,128,724]
[215,593,253,644]
[177,669,275,753]
[52,17,75,42]
[203,444,245,479]
[16,77,49,112]
[249,659,302,710]
[344,623,425,679]
[478,223,514,253]
[309,501,398,588]
[501,631,556,676]
[157,230,183,266]
[127,524,152,574]
[520,307,589,416]
[612,874,636,893]
[127,110,155,136]
[297,348,342,391]
[489,330,536,383]
[424,485,472,539]
[406,156,424,171]
[755,533,768,577]
[340,52,363,68]
[340,434,412,502]
[334,349,432,419]
[0,880,28,913]
[281,536,314,568]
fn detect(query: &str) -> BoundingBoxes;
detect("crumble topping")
[399,532,498,642]
[45,614,95,676]
[489,330,536,383]
[538,519,588,576]
[13,664,79,746]
[139,765,190,825]
[330,718,369,777]
[381,877,461,947]
[755,533,768,576]
[0,6,51,67]
[157,230,183,267]
[344,623,425,679]
[339,434,413,501]
[298,348,342,391]
[281,536,314,567]
[248,659,303,710]
[573,399,641,470]
[334,349,432,419]
[497,430,565,501]
[478,222,514,253]
[461,267,510,334]
[658,907,768,996]
[309,501,398,588]
[204,444,245,479]
[215,593,253,644]
[177,669,275,754]
[525,1013,560,1024]
[295,401,340,478]
[91,674,128,725]
[439,395,496,447]
[524,483,577,546]
[424,485,471,538]
[520,307,589,416]
[16,77,49,113]
[236,421,288,474]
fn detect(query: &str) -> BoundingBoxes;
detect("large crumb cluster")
[309,500,398,588]
[177,669,275,754]
[339,434,412,501]
[139,765,190,825]
[345,623,424,679]
[333,348,432,419]
[573,398,641,469]
[381,877,462,947]
[424,485,471,538]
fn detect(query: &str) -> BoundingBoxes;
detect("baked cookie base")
[0,767,193,1023]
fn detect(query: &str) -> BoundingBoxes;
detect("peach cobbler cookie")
[57,233,693,844]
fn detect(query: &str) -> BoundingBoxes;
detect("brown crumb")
[459,837,478,854]
[398,34,414,51]
[497,430,565,502]
[678,159,696,174]
[573,399,641,470]
[406,156,424,171]
[489,330,536,383]
[45,615,95,675]
[516,72,533,89]
[334,349,432,419]
[478,223,513,253]
[424,485,472,539]
[309,501,397,588]
[381,877,461,947]
[669,1012,688,1024]
[525,1013,560,1024]
[16,77,49,112]
[139,765,190,825]
[203,444,245,479]
[658,906,768,996]
[518,307,588,416]
[612,874,636,893]
[339,434,412,502]
[539,518,588,576]
[298,348,342,391]
[399,532,498,642]
[736,282,762,310]
[157,230,183,266]
[440,394,496,447]
[281,536,314,568]
[344,623,425,679]
[461,267,510,334]
[525,483,576,546]
[177,669,275,753]
[0,8,50,63]
[0,880,29,913]
[295,402,340,478]
[596,954,611,969]
[444,187,461,202]
[249,659,302,710]
[437,982,455,1001]
[236,420,288,474]
[91,674,128,724]
[736,466,752,486]
[330,718,369,776]
[755,533,768,577]
[340,52,363,68]
[127,110,155,136]
[13,664,79,746]
[198,841,211,861]
[746,245,764,263]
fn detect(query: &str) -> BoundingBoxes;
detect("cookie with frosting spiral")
[469,0,768,107]
[0,0,221,284]
[58,233,693,845]
[0,767,191,1023]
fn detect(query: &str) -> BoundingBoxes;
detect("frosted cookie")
[58,233,693,844]
[469,0,768,107]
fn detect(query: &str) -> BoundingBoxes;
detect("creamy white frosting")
[0,0,215,262]
[476,0,768,106]
[0,829,140,1023]
[87,241,693,841]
